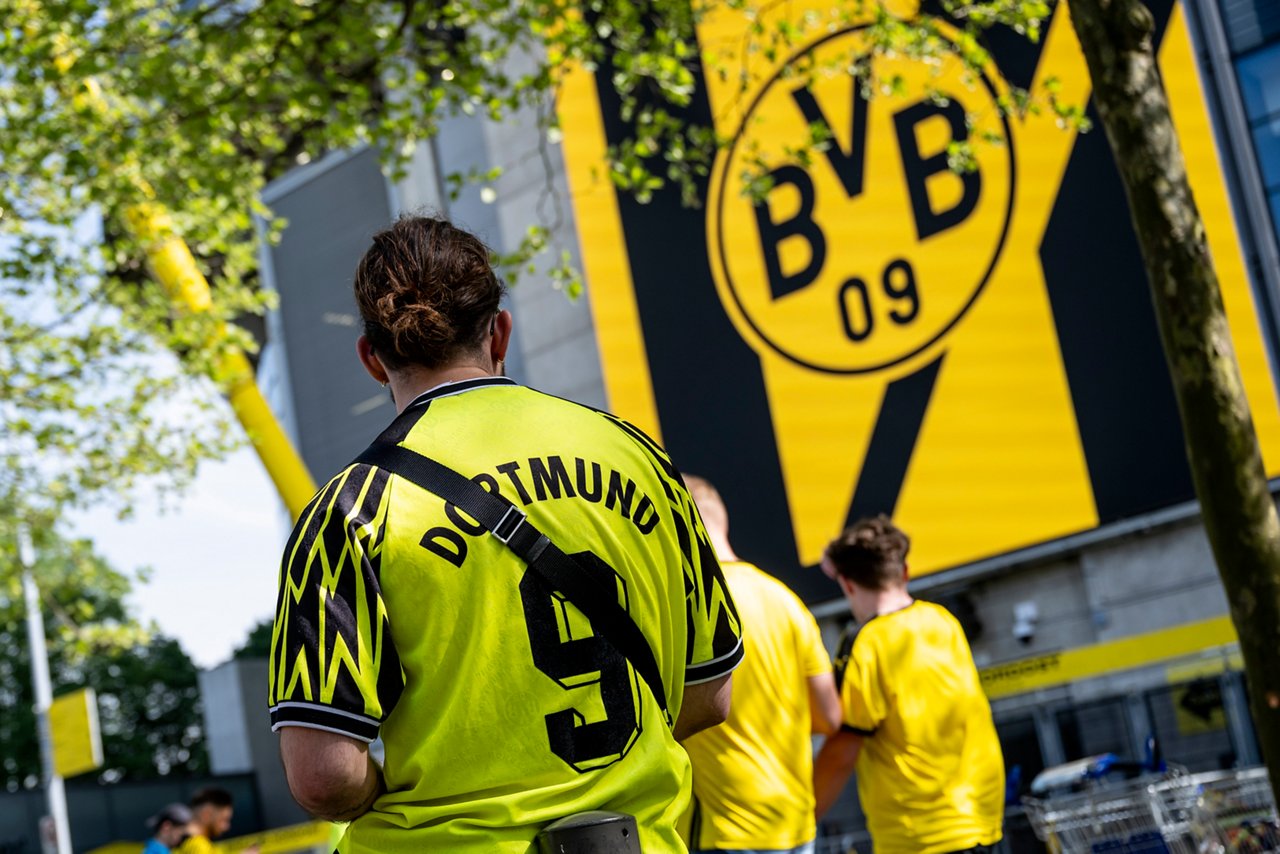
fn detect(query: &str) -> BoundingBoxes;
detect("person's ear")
[490,310,513,364]
[356,335,389,385]
[836,574,856,599]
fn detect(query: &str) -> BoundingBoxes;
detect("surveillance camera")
[1012,619,1035,645]
[1012,600,1038,645]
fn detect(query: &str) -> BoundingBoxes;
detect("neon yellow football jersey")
[681,561,831,850]
[174,834,213,854]
[268,377,744,853]
[841,601,1004,854]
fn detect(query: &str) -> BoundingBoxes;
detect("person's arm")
[808,671,842,736]
[672,474,745,739]
[268,466,404,818]
[675,672,733,740]
[280,727,384,822]
[813,728,863,819]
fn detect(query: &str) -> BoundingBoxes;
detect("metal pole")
[18,524,73,854]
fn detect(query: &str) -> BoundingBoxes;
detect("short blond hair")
[683,474,728,540]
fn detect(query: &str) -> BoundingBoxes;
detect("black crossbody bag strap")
[355,442,672,725]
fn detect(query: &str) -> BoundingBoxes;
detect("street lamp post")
[18,524,73,854]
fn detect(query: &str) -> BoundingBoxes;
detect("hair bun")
[353,215,506,369]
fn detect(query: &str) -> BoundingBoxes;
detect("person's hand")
[240,845,261,854]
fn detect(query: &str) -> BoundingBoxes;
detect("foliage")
[0,525,206,790]
[0,0,1088,528]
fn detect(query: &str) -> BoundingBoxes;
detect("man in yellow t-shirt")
[681,476,841,854]
[813,516,1004,854]
[176,787,232,854]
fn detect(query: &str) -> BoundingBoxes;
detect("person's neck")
[389,365,497,414]
[851,586,913,624]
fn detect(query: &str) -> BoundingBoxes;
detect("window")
[1056,699,1133,760]
[1235,43,1280,118]
[1233,40,1280,247]
[1251,115,1280,189]
[1144,678,1238,772]
[995,715,1044,798]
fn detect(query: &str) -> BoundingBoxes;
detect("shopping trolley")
[1022,750,1204,853]
[1190,767,1280,853]
[1024,759,1279,854]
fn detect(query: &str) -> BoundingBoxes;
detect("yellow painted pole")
[122,205,318,519]
[26,7,318,518]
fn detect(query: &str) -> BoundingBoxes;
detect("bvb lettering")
[710,22,1014,375]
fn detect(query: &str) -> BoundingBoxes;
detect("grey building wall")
[0,774,263,854]
[199,659,308,829]
[261,148,396,480]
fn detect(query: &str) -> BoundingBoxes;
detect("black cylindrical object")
[535,811,642,853]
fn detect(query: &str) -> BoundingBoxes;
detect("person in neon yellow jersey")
[814,516,1004,854]
[268,215,744,852]
[680,476,841,854]
[178,787,258,854]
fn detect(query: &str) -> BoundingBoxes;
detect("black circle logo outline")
[712,23,1018,375]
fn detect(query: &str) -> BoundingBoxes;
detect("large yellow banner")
[560,0,1280,597]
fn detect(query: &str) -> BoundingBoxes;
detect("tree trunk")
[1067,0,1280,792]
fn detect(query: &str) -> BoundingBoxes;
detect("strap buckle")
[492,504,527,544]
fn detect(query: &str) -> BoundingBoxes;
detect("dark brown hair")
[824,515,910,590]
[353,215,505,369]
[189,786,233,809]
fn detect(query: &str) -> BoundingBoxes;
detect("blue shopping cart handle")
[1029,754,1120,795]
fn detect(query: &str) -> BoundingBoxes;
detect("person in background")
[681,475,842,854]
[813,515,1004,854]
[177,787,243,854]
[143,804,192,854]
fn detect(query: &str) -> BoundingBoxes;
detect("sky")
[71,443,287,669]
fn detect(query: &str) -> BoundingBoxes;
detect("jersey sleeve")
[268,464,404,742]
[840,635,886,736]
[678,479,745,684]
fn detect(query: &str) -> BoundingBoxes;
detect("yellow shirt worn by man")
[814,515,1004,854]
[842,601,1004,854]
[176,836,212,854]
[176,786,238,854]
[683,561,833,850]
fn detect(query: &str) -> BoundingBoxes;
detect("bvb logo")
[708,22,1015,375]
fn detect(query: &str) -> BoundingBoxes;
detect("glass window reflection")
[1236,43,1280,120]
[1270,190,1280,247]
[1253,116,1280,190]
